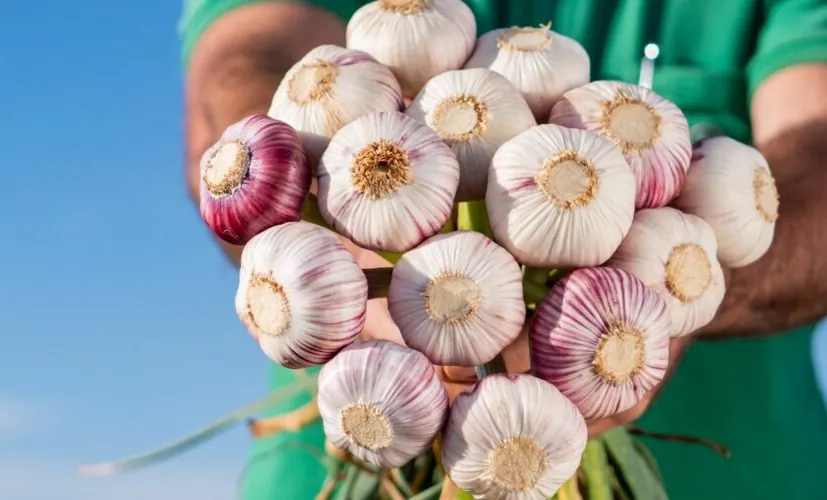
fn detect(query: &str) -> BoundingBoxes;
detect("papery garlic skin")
[464,25,590,122]
[387,231,526,367]
[199,115,311,245]
[530,267,671,421]
[317,111,460,253]
[235,221,368,368]
[317,340,449,469]
[605,207,726,337]
[268,45,404,166]
[441,374,587,499]
[406,68,537,201]
[673,136,779,268]
[486,124,636,268]
[346,0,476,98]
[548,81,691,209]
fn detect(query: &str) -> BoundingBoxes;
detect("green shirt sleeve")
[746,0,827,101]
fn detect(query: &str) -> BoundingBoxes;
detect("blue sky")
[0,2,270,499]
[3,2,827,500]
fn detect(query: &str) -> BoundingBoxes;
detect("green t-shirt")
[180,1,827,498]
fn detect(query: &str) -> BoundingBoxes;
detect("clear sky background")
[3,2,827,500]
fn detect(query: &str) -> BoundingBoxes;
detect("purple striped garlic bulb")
[317,111,460,253]
[673,136,779,268]
[530,267,671,421]
[606,207,726,337]
[387,231,526,367]
[486,124,636,268]
[199,115,311,245]
[317,340,449,469]
[548,81,692,209]
[441,374,587,499]
[406,68,537,201]
[268,45,404,165]
[235,221,367,368]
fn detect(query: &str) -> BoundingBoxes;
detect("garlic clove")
[441,374,587,499]
[406,68,537,201]
[548,80,692,209]
[605,207,726,337]
[486,123,636,268]
[672,136,779,268]
[387,231,526,367]
[530,267,672,421]
[346,0,477,98]
[464,24,590,122]
[199,115,311,245]
[317,110,460,253]
[235,221,368,368]
[268,45,404,167]
[317,339,449,469]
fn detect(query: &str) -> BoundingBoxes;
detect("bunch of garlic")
[406,68,536,201]
[464,23,590,121]
[268,44,404,166]
[673,136,779,268]
[606,207,726,337]
[346,0,477,98]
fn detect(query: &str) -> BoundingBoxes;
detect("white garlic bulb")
[387,231,526,367]
[673,136,779,268]
[268,45,404,165]
[441,374,588,499]
[530,267,672,420]
[317,339,449,469]
[605,207,726,337]
[486,123,636,268]
[464,24,590,122]
[548,80,692,209]
[346,0,477,98]
[406,68,537,201]
[235,221,368,368]
[317,111,460,253]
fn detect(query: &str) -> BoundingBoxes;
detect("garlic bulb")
[199,115,311,245]
[605,207,726,337]
[486,124,636,268]
[548,81,692,209]
[441,374,587,499]
[406,68,537,201]
[268,45,404,165]
[317,111,460,253]
[235,221,368,368]
[530,267,671,420]
[317,339,449,469]
[387,231,525,367]
[673,136,779,268]
[346,0,476,98]
[464,24,590,122]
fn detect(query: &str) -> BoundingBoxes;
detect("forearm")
[699,120,827,338]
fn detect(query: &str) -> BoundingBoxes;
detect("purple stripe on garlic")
[406,68,537,202]
[486,124,636,268]
[317,339,449,469]
[267,45,404,166]
[387,231,526,367]
[464,24,590,122]
[530,267,671,421]
[346,0,477,98]
[235,221,368,368]
[199,115,311,245]
[317,111,460,253]
[673,136,779,268]
[549,80,692,210]
[441,374,587,499]
[605,207,726,337]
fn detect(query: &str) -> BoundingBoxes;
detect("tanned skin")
[185,4,827,436]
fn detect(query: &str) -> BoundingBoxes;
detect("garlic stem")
[247,398,321,437]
